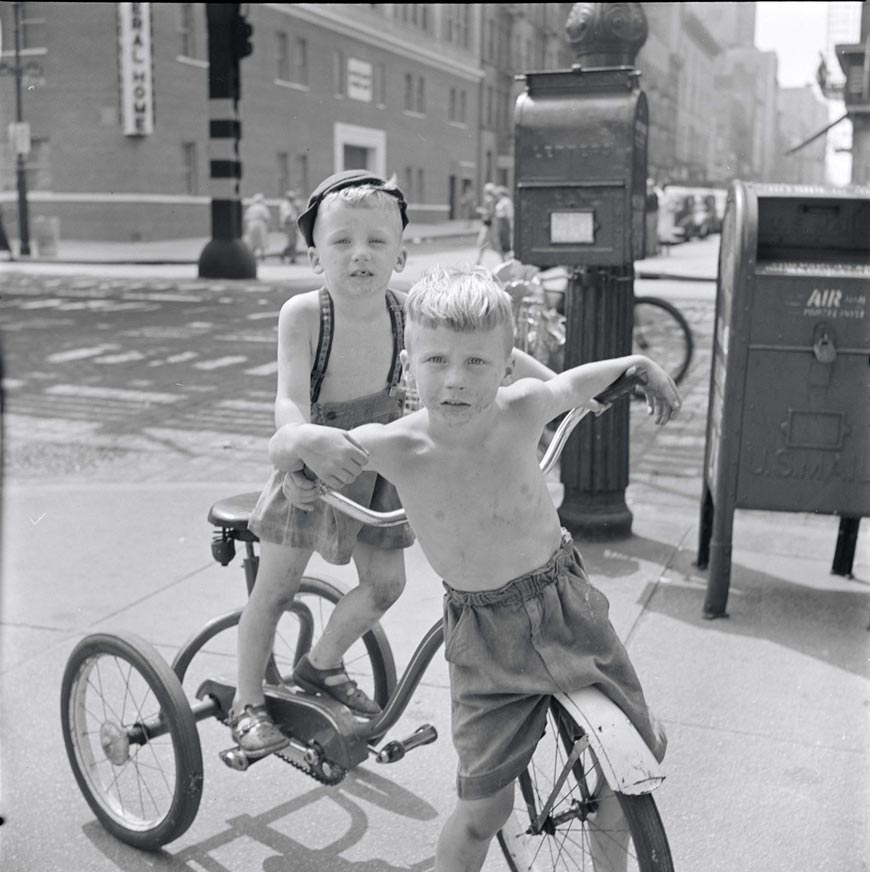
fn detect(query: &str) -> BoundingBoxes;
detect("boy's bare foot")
[228,704,290,756]
[292,655,381,717]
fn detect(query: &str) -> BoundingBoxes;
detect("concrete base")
[198,238,257,279]
[558,491,634,540]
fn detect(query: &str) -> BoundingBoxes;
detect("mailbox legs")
[702,499,735,620]
[558,265,634,539]
[831,516,861,578]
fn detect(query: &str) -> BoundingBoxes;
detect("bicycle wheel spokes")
[62,632,203,849]
[632,297,693,387]
[499,701,665,872]
[69,652,180,833]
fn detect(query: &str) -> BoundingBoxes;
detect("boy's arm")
[511,348,557,382]
[541,355,681,425]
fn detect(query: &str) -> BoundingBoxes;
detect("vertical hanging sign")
[118,2,154,136]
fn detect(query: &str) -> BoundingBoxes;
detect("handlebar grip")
[593,365,647,405]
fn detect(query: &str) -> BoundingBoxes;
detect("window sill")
[275,78,310,92]
[176,55,208,69]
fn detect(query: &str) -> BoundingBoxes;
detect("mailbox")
[514,67,648,267]
[698,181,870,618]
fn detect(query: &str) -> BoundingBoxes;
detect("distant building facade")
[776,86,829,185]
[0,2,841,243]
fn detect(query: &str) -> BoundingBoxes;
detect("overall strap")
[310,287,333,404]
[385,289,405,389]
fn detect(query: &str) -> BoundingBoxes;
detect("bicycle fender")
[554,688,665,795]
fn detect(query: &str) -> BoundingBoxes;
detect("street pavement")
[1,232,868,872]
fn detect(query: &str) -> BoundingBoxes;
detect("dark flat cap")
[297,169,409,247]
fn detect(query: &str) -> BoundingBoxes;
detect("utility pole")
[13,1,30,256]
[198,4,256,279]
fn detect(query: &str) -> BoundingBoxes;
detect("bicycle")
[60,371,673,870]
[495,261,694,389]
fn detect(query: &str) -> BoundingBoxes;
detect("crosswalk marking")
[216,399,275,412]
[244,361,278,376]
[193,355,248,371]
[44,384,182,404]
[95,351,147,364]
[46,345,120,363]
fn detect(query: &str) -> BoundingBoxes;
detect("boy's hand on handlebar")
[281,469,321,512]
[295,428,370,489]
[635,361,681,425]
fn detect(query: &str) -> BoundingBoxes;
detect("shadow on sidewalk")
[83,765,438,872]
[641,546,869,677]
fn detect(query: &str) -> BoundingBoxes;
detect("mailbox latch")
[812,323,837,364]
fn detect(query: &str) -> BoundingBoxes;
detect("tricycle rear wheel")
[60,631,203,850]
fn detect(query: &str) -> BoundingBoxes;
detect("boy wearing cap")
[231,171,555,756]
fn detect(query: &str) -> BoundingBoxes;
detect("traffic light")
[233,8,253,60]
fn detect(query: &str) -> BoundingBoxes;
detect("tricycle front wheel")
[60,631,203,850]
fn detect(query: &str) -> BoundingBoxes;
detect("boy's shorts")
[442,530,667,800]
[248,467,415,565]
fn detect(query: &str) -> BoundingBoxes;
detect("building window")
[277,151,290,195]
[23,137,51,191]
[445,4,470,49]
[294,37,309,85]
[416,168,424,201]
[416,76,425,113]
[404,166,414,200]
[9,2,47,50]
[276,31,290,80]
[404,73,414,111]
[182,142,198,195]
[375,62,387,105]
[449,88,467,124]
[179,3,197,58]
[334,51,346,96]
[295,153,309,196]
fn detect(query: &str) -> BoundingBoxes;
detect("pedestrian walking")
[279,190,301,263]
[459,187,476,228]
[494,186,514,259]
[474,183,506,266]
[243,193,271,260]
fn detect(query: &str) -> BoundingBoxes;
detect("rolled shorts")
[442,531,667,800]
[248,466,414,565]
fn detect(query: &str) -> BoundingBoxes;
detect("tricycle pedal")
[375,724,438,763]
[219,746,251,771]
[218,744,277,771]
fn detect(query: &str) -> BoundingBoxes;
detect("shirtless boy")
[269,266,680,870]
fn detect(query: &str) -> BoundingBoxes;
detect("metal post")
[556,3,648,540]
[198,3,256,279]
[13,2,30,256]
[559,265,634,537]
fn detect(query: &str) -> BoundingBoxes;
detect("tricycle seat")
[208,492,261,535]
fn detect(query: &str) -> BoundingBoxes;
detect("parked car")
[659,186,725,242]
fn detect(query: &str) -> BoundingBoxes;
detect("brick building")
[0,2,573,242]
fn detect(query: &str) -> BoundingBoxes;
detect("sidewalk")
[3,222,719,282]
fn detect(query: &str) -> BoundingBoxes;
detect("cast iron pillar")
[557,3,648,540]
[198,4,257,279]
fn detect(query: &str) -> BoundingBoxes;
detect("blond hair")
[405,266,515,351]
